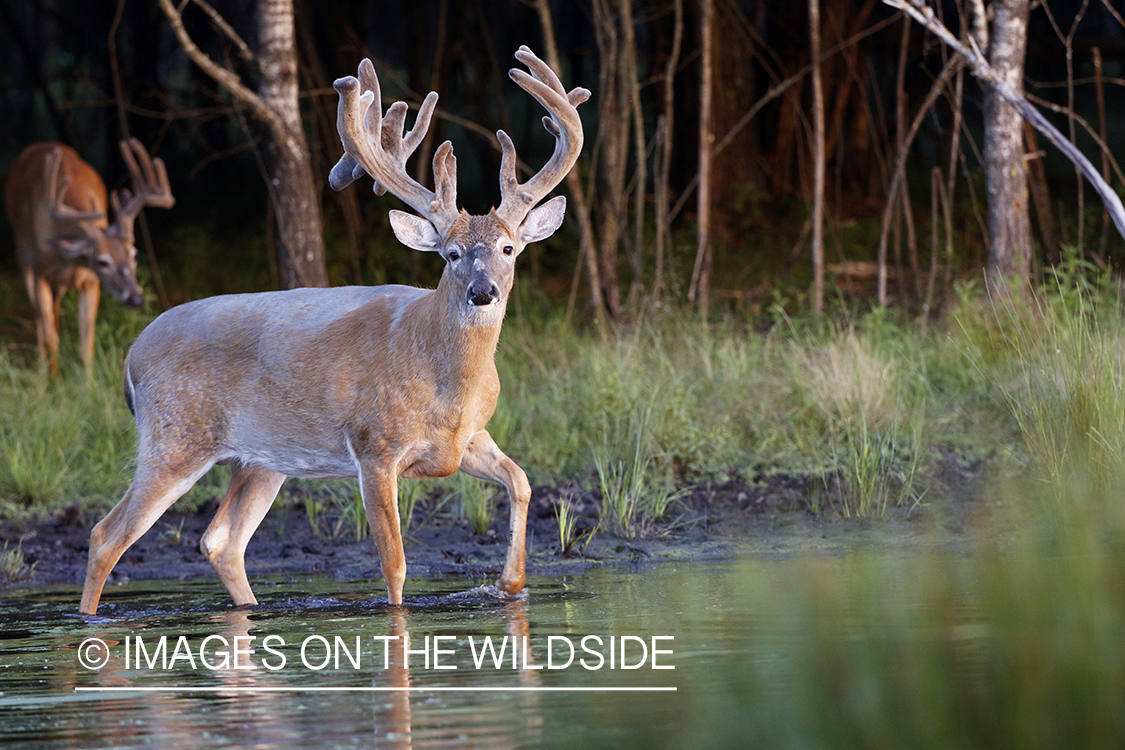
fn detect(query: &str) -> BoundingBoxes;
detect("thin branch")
[1024,91,1125,190]
[190,0,253,60]
[884,0,1125,242]
[810,0,826,313]
[156,0,288,143]
[669,11,903,224]
[877,56,962,305]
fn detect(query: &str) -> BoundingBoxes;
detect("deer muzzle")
[467,279,500,306]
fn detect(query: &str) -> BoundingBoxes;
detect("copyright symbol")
[78,638,110,670]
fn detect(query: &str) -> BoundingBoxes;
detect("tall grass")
[4,263,1124,535]
[0,325,138,518]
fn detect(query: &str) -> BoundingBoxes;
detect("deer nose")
[124,290,145,309]
[467,280,499,306]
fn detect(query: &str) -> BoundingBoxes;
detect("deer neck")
[397,271,505,392]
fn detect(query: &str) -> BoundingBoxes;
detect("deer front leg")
[75,267,100,372]
[459,430,532,595]
[24,270,59,374]
[358,464,406,605]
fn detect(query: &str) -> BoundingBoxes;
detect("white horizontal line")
[74,686,676,693]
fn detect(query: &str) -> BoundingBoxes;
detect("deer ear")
[389,209,443,252]
[519,196,566,245]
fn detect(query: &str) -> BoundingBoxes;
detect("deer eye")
[502,245,514,256]
[96,256,112,268]
[447,250,460,262]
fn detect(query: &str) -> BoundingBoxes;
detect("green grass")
[0,539,35,581]
[449,474,495,536]
[3,258,1125,539]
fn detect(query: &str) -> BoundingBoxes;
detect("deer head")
[44,138,174,308]
[330,46,589,322]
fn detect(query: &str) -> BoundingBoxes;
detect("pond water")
[2,551,1119,749]
[0,565,763,749]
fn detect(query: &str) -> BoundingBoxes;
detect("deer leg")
[75,268,100,371]
[358,464,406,604]
[21,268,45,365]
[25,273,59,374]
[80,458,214,615]
[459,430,531,594]
[200,463,286,607]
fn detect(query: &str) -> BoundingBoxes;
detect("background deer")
[78,47,588,615]
[4,138,175,373]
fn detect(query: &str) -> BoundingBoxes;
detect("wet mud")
[0,449,987,599]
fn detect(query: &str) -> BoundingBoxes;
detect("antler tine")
[433,140,457,213]
[331,60,458,236]
[495,47,589,230]
[115,138,175,221]
[44,147,105,224]
[513,45,566,97]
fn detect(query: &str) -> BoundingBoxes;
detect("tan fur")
[4,141,171,373]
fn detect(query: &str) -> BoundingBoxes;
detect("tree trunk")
[592,0,626,315]
[1024,121,1060,266]
[534,0,607,330]
[983,0,1031,288]
[690,0,714,320]
[257,0,328,289]
[810,0,825,314]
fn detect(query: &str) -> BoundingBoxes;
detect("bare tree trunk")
[593,0,626,316]
[652,0,683,304]
[258,0,328,288]
[690,0,714,320]
[620,0,647,308]
[158,0,328,289]
[893,15,920,304]
[983,0,1032,289]
[1024,122,1060,266]
[295,0,364,284]
[535,0,607,330]
[810,0,825,314]
[657,0,679,305]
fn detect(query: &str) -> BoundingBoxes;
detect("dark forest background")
[0,0,1122,330]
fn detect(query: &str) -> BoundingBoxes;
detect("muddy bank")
[0,450,987,597]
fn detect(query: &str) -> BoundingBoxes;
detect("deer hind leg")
[358,464,406,605]
[75,268,100,371]
[200,463,286,607]
[80,458,214,615]
[459,430,532,595]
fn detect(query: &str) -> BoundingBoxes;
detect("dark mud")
[0,450,988,598]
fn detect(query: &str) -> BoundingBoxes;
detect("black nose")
[124,292,145,309]
[468,281,499,306]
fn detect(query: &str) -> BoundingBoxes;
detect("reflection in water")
[377,609,411,749]
[1,573,687,749]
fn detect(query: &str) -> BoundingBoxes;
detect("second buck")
[5,139,174,372]
[79,47,588,615]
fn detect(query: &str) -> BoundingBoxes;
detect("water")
[3,550,1123,749]
[0,567,740,749]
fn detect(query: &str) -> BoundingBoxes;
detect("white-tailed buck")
[4,139,175,372]
[79,47,588,615]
